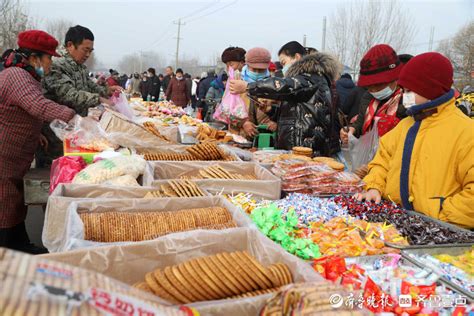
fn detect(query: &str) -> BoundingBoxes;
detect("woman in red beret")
[340,44,407,144]
[0,30,76,253]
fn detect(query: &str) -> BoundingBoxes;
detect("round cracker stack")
[80,207,236,242]
[312,156,345,171]
[132,251,294,304]
[292,147,313,158]
[260,282,358,316]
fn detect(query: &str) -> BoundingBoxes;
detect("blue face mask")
[247,70,267,82]
[35,66,44,77]
[282,64,291,76]
[370,85,394,100]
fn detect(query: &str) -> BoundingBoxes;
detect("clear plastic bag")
[50,115,117,151]
[110,92,134,120]
[347,119,380,172]
[72,155,146,185]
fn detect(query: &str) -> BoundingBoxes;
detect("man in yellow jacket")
[355,52,474,229]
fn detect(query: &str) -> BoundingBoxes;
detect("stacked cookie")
[144,180,206,198]
[80,207,236,242]
[143,122,171,142]
[292,147,313,158]
[181,165,257,180]
[260,282,361,315]
[143,153,197,161]
[133,251,293,304]
[186,143,234,161]
[142,143,235,161]
[196,125,233,143]
[313,157,345,171]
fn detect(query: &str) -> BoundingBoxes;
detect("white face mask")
[403,91,417,108]
[370,85,394,100]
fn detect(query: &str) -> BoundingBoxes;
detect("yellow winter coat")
[364,95,474,229]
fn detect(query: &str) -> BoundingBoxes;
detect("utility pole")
[429,26,435,51]
[303,34,307,47]
[322,16,327,51]
[139,51,143,73]
[174,19,185,70]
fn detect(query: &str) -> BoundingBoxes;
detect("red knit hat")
[398,52,453,100]
[358,44,401,87]
[17,30,60,57]
[246,47,271,69]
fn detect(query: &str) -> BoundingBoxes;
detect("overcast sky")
[27,0,473,70]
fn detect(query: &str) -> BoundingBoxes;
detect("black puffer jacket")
[248,53,342,156]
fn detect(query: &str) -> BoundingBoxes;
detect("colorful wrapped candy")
[226,193,260,214]
[251,204,321,260]
[333,196,474,245]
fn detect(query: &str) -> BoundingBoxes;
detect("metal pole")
[303,34,307,47]
[322,17,327,51]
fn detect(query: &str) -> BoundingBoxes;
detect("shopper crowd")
[0,24,473,252]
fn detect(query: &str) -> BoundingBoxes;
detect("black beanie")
[221,47,246,63]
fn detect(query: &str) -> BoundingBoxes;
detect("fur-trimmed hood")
[286,52,342,81]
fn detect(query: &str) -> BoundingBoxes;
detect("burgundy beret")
[18,30,60,57]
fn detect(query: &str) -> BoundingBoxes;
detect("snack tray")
[401,244,474,302]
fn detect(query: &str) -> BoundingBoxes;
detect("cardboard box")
[43,228,326,316]
[143,161,281,200]
[0,248,189,316]
[100,110,177,148]
[43,196,254,253]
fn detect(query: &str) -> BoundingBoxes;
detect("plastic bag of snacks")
[0,248,194,316]
[213,67,248,124]
[49,156,87,194]
[72,155,146,185]
[51,115,117,152]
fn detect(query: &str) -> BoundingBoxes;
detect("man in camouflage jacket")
[39,25,121,166]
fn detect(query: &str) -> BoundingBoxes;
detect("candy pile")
[272,161,364,195]
[435,247,473,276]
[251,204,321,260]
[275,194,347,226]
[226,193,260,214]
[250,200,407,259]
[407,251,474,295]
[309,217,404,257]
[333,196,474,245]
[314,254,471,315]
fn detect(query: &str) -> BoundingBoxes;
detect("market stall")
[19,96,473,316]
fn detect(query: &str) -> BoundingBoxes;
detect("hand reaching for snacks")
[229,79,248,94]
[267,121,277,132]
[340,127,355,145]
[99,97,114,107]
[107,85,123,96]
[354,189,382,203]
[243,120,258,138]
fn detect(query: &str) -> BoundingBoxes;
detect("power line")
[185,0,238,24]
[147,1,220,50]
[180,0,220,20]
[148,24,174,48]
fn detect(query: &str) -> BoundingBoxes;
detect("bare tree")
[0,0,35,53]
[437,21,474,90]
[328,0,416,76]
[46,18,74,45]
